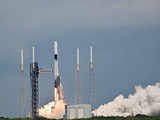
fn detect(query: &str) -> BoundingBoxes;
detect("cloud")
[94,83,160,117]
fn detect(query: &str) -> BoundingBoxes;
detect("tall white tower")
[19,48,26,117]
[75,48,82,104]
[89,46,96,110]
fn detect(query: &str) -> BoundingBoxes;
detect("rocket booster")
[54,41,59,80]
[54,41,63,102]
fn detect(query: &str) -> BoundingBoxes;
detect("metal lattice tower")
[30,47,39,119]
[89,46,96,110]
[75,48,82,104]
[29,46,52,119]
[19,48,26,117]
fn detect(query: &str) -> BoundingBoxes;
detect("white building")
[64,104,92,119]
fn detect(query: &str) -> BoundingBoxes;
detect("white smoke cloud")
[93,83,160,117]
[39,100,65,119]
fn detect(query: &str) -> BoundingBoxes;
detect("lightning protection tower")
[89,46,96,110]
[19,48,26,117]
[30,46,39,119]
[75,48,82,104]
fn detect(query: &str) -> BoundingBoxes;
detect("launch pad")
[20,41,95,119]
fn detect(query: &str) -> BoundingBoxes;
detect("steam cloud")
[93,83,160,117]
[39,100,65,119]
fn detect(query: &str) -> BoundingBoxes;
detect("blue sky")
[0,0,160,117]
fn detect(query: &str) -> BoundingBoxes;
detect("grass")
[0,116,160,120]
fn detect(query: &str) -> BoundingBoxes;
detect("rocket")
[54,41,63,102]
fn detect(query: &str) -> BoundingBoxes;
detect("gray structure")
[65,104,92,119]
[30,47,39,119]
[30,62,39,119]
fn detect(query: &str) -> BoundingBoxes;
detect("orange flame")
[39,100,66,119]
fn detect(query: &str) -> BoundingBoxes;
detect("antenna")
[89,46,96,110]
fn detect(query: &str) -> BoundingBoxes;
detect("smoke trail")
[93,83,160,117]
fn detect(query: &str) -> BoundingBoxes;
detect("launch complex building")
[19,41,95,119]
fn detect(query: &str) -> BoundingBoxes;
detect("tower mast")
[19,48,26,117]
[75,48,81,104]
[30,46,39,119]
[89,46,96,110]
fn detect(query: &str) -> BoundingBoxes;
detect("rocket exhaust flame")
[38,81,65,119]
[93,82,160,117]
[38,99,65,119]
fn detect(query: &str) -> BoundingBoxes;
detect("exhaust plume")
[38,84,65,119]
[38,99,65,119]
[93,82,160,117]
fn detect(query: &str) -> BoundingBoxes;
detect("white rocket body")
[54,41,63,102]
